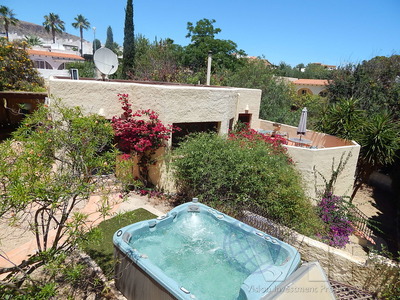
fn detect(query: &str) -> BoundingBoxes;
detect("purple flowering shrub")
[318,193,354,248]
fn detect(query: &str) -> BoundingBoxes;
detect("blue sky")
[3,0,400,67]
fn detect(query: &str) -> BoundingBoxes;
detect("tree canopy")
[72,14,90,56]
[0,38,44,91]
[327,55,400,118]
[183,18,246,76]
[43,12,65,43]
[0,5,19,39]
[121,0,135,79]
[105,26,114,50]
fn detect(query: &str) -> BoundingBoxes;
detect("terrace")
[257,119,360,200]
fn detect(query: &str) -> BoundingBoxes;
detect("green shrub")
[171,132,324,235]
[0,38,44,91]
[65,61,96,78]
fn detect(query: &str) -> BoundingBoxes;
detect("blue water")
[130,212,289,300]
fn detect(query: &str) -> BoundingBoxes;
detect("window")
[238,113,252,124]
[298,88,312,96]
[34,60,52,70]
[319,90,328,97]
[172,122,220,147]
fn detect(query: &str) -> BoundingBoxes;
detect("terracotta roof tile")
[292,79,329,86]
[28,49,84,60]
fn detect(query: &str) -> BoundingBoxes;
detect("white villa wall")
[258,119,360,200]
[38,69,70,79]
[47,78,262,137]
[286,145,360,200]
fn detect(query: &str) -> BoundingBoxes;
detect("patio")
[257,119,360,201]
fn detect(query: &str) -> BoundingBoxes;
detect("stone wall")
[290,231,398,295]
[242,211,398,296]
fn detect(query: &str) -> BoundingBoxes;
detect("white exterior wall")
[295,84,327,95]
[286,144,360,201]
[236,89,262,129]
[8,32,92,55]
[38,69,70,79]
[47,78,358,200]
[47,78,262,136]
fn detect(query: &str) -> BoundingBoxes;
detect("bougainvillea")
[228,124,291,162]
[111,93,174,186]
[318,193,354,248]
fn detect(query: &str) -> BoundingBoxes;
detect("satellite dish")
[94,47,119,78]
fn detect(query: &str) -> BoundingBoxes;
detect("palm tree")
[351,111,400,200]
[24,35,43,47]
[0,5,19,39]
[43,13,65,43]
[72,14,90,57]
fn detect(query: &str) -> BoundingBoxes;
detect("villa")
[292,78,329,97]
[1,76,395,299]
[27,48,85,78]
[46,76,360,200]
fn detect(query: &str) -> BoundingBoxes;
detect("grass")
[81,208,156,279]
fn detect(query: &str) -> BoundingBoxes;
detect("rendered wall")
[47,78,262,137]
[295,84,327,95]
[286,145,360,200]
[258,119,360,200]
[47,78,359,200]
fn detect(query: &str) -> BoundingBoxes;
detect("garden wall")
[242,211,398,296]
[291,231,398,295]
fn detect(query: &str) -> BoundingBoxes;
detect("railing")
[233,203,377,300]
[348,205,375,242]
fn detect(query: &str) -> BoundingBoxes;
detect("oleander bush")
[171,132,324,235]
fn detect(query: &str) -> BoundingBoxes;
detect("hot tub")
[113,200,301,300]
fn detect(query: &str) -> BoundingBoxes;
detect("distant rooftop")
[292,79,329,86]
[28,49,84,60]
[311,62,337,70]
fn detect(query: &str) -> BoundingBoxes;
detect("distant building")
[244,56,273,67]
[292,78,329,97]
[1,20,93,56]
[28,49,84,79]
[311,62,337,70]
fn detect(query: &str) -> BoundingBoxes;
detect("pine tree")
[105,26,114,51]
[121,0,135,79]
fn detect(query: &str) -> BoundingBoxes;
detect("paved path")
[0,193,168,272]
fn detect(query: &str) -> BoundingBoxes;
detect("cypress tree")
[122,0,135,79]
[105,26,114,51]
